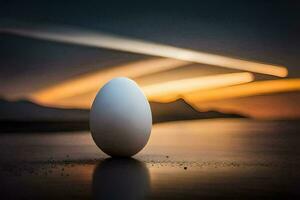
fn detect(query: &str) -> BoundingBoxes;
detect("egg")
[90,77,152,157]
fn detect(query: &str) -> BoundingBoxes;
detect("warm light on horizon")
[32,78,300,112]
[185,79,300,103]
[30,72,254,108]
[143,72,254,102]
[30,58,189,103]
[2,23,288,77]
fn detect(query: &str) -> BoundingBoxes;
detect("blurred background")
[0,0,299,124]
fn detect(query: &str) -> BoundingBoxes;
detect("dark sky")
[0,0,299,97]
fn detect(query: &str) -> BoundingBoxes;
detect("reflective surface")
[0,119,300,199]
[93,158,150,200]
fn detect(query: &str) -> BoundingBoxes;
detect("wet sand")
[0,119,300,199]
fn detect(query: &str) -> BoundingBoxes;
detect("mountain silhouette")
[0,98,89,121]
[0,98,245,132]
[150,99,245,123]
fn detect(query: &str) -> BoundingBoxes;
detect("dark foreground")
[0,119,300,199]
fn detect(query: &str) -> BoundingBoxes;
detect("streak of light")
[143,72,254,102]
[184,79,300,103]
[30,58,189,103]
[31,72,254,108]
[2,24,288,77]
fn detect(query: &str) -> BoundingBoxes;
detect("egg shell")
[90,77,152,157]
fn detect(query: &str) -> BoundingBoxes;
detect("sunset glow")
[143,72,254,102]
[185,79,300,103]
[30,58,189,103]
[30,72,254,108]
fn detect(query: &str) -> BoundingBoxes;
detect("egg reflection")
[92,158,150,200]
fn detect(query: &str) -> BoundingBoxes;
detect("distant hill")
[150,99,245,123]
[0,98,89,121]
[0,98,245,132]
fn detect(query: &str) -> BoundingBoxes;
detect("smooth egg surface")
[90,77,152,157]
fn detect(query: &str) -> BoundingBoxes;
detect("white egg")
[90,77,152,157]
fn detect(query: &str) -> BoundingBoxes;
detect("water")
[0,119,299,199]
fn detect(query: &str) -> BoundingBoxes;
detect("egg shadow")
[92,158,150,200]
